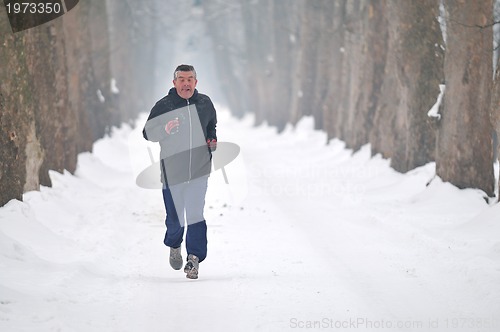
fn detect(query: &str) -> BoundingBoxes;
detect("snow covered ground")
[1,107,499,332]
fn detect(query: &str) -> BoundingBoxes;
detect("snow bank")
[1,108,499,332]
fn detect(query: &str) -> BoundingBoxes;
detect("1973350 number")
[6,2,62,14]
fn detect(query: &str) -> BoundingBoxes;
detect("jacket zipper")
[187,99,193,182]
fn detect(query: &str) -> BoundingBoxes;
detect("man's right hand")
[165,118,180,135]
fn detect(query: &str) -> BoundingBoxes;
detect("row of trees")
[1,0,500,205]
[0,0,174,206]
[203,0,500,199]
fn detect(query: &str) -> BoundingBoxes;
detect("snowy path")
[1,108,500,332]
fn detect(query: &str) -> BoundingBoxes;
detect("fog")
[1,0,499,205]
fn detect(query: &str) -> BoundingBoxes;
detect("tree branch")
[448,17,500,30]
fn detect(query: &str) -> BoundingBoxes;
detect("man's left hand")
[207,139,217,151]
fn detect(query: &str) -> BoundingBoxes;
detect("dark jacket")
[143,88,217,186]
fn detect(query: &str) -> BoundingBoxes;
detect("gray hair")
[173,64,197,80]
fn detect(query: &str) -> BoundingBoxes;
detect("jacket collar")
[168,87,199,105]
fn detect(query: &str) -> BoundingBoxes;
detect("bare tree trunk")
[239,0,274,126]
[341,0,372,149]
[370,1,402,162]
[0,0,120,206]
[239,0,261,120]
[89,0,118,128]
[268,0,297,130]
[107,0,158,120]
[0,17,33,205]
[490,53,500,199]
[202,0,247,118]
[436,0,495,196]
[392,0,444,172]
[350,0,388,151]
[400,1,444,171]
[322,0,346,140]
[337,0,362,141]
[295,1,323,123]
[26,22,74,187]
[309,0,335,132]
[288,0,306,126]
[62,1,101,154]
[371,0,443,173]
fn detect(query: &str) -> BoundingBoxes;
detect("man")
[143,64,217,279]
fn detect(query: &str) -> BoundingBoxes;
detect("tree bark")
[350,0,388,151]
[490,44,500,198]
[268,0,297,130]
[392,0,444,172]
[371,0,443,173]
[341,0,371,149]
[239,0,274,126]
[0,15,32,205]
[295,1,322,124]
[437,0,495,196]
[0,0,120,206]
[370,2,403,162]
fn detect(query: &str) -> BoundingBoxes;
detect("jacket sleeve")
[143,102,167,142]
[206,100,217,141]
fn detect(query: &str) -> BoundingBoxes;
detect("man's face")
[173,71,197,99]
